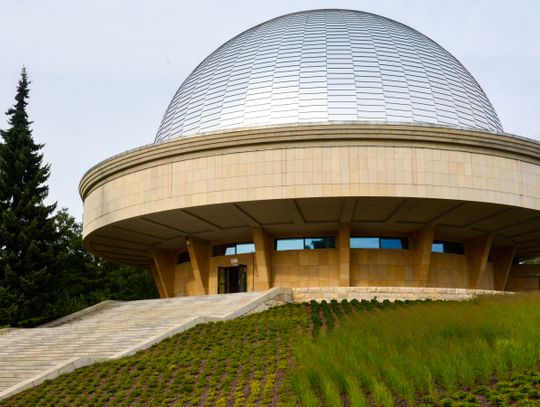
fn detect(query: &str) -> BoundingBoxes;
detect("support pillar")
[491,246,516,291]
[252,226,272,291]
[411,225,434,286]
[150,263,166,298]
[466,234,493,289]
[186,236,210,295]
[338,223,351,286]
[151,249,177,298]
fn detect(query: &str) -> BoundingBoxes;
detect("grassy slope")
[2,303,309,407]
[2,296,540,406]
[293,296,540,407]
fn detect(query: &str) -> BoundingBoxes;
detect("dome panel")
[155,9,502,142]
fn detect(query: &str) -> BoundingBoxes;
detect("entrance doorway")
[218,265,247,294]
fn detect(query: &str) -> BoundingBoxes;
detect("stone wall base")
[291,286,510,303]
[245,290,292,315]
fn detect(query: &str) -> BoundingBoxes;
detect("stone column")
[466,234,493,289]
[411,225,434,286]
[186,236,210,295]
[491,246,516,291]
[252,226,273,291]
[151,249,177,298]
[338,223,351,286]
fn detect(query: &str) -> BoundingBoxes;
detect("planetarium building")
[80,9,540,297]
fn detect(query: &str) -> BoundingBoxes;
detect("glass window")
[350,237,379,249]
[213,242,255,256]
[236,243,255,254]
[380,238,408,249]
[213,244,236,256]
[304,237,336,250]
[276,238,304,251]
[432,241,464,254]
[177,251,190,264]
[275,237,336,251]
[444,242,465,255]
[351,237,408,249]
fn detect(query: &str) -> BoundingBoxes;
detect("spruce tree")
[0,68,58,326]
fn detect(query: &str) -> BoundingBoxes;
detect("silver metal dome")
[155,9,502,142]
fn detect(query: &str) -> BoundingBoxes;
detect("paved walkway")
[0,289,289,401]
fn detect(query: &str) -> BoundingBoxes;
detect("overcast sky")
[1,0,539,220]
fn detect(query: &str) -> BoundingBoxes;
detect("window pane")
[350,237,380,249]
[213,245,226,256]
[444,242,464,255]
[432,241,464,254]
[304,237,336,249]
[432,242,444,253]
[380,238,407,249]
[236,242,255,254]
[276,238,304,251]
[177,251,190,264]
[213,244,236,256]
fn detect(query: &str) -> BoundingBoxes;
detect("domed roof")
[155,9,502,142]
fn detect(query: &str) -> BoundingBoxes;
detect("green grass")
[2,295,540,406]
[291,295,540,406]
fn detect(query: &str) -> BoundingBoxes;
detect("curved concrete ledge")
[79,125,540,234]
[80,123,540,198]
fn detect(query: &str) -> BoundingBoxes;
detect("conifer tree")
[0,68,58,326]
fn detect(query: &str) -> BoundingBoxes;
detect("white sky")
[1,0,539,220]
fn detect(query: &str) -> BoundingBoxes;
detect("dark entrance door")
[218,265,247,294]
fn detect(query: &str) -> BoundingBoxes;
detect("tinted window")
[305,237,335,249]
[351,237,408,249]
[432,241,464,254]
[177,251,190,264]
[276,237,336,251]
[213,244,236,256]
[213,242,255,256]
[444,242,464,254]
[380,237,408,249]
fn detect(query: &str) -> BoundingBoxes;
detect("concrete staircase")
[0,288,291,401]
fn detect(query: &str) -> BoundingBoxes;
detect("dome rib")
[155,9,502,142]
